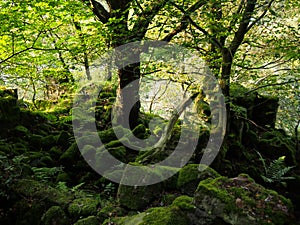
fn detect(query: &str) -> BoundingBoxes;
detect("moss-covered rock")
[13,199,45,225]
[177,164,220,196]
[117,165,178,210]
[74,216,99,225]
[0,88,20,126]
[132,124,147,139]
[41,135,57,151]
[194,174,295,225]
[41,205,70,225]
[98,126,126,144]
[56,131,71,147]
[49,146,63,160]
[59,142,80,168]
[106,196,199,225]
[68,197,99,219]
[12,179,73,207]
[97,205,126,223]
[258,129,296,165]
[117,182,163,210]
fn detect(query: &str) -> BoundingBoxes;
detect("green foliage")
[0,154,29,199]
[256,152,295,186]
[32,166,63,182]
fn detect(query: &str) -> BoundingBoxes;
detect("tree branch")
[247,0,275,32]
[82,0,111,23]
[246,79,300,94]
[132,0,170,39]
[162,0,206,42]
[229,0,257,55]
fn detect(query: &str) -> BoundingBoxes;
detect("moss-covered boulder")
[194,174,295,225]
[41,135,57,151]
[0,88,20,137]
[59,142,80,168]
[97,204,126,223]
[106,195,223,225]
[12,179,73,207]
[68,197,99,220]
[98,126,126,144]
[177,164,220,196]
[117,182,163,210]
[258,129,296,165]
[117,165,178,210]
[41,205,70,225]
[74,216,99,225]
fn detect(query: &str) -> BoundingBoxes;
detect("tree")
[82,0,298,131]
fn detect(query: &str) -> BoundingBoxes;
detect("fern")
[256,152,295,186]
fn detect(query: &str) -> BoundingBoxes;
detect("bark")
[140,92,200,163]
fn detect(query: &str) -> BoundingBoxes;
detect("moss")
[41,206,70,225]
[142,206,190,225]
[59,142,80,167]
[117,182,163,210]
[258,129,296,165]
[171,196,195,211]
[108,146,127,161]
[13,199,45,225]
[12,179,73,207]
[132,124,147,139]
[98,125,126,144]
[29,134,43,151]
[74,216,99,225]
[97,205,126,223]
[56,131,70,146]
[177,164,220,196]
[194,175,294,225]
[56,172,72,184]
[82,145,96,158]
[49,146,62,160]
[68,197,99,219]
[41,135,57,151]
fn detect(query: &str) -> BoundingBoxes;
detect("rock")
[59,142,80,168]
[132,124,147,139]
[49,146,63,160]
[106,195,205,225]
[12,179,73,207]
[97,205,126,223]
[74,216,99,225]
[41,206,70,225]
[117,164,178,210]
[41,135,57,151]
[194,174,295,225]
[258,129,296,165]
[0,87,20,137]
[98,126,126,144]
[56,131,70,147]
[177,164,220,196]
[68,197,99,219]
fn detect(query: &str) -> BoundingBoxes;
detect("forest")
[0,0,300,224]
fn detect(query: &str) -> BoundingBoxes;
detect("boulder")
[194,174,295,225]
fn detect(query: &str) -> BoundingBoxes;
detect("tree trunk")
[114,60,141,130]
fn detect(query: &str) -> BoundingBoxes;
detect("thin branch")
[229,0,257,55]
[236,56,288,70]
[246,79,300,94]
[247,0,275,32]
[88,0,111,23]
